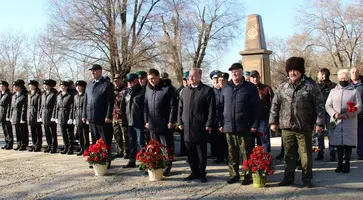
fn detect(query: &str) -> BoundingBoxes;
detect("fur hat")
[285,57,305,74]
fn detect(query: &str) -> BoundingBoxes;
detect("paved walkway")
[0,137,362,200]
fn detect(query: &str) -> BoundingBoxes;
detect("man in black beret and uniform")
[82,64,114,167]
[53,81,75,155]
[0,81,13,150]
[73,80,90,156]
[39,79,58,153]
[28,80,43,152]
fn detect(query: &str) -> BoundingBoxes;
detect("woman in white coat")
[325,69,362,173]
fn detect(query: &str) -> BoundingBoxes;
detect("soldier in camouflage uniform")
[219,63,261,185]
[113,74,129,159]
[270,57,325,188]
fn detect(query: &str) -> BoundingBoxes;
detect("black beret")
[60,81,70,87]
[28,80,39,87]
[210,70,222,79]
[285,57,305,74]
[75,80,87,88]
[12,80,23,87]
[0,81,9,87]
[89,64,102,70]
[219,72,229,80]
[228,63,243,71]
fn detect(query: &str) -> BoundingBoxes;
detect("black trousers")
[15,124,28,148]
[185,141,207,177]
[150,131,175,168]
[60,124,75,150]
[44,123,57,150]
[77,124,90,151]
[211,126,228,160]
[89,122,113,147]
[336,145,353,162]
[30,123,43,148]
[2,121,13,148]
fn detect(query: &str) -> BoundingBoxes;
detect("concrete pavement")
[0,137,362,200]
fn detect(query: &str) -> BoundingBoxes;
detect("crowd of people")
[1,56,363,188]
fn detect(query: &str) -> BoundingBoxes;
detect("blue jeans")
[257,120,271,153]
[357,122,363,157]
[128,126,145,164]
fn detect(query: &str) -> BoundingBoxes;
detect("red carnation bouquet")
[83,138,113,165]
[243,146,274,176]
[136,139,174,170]
[330,101,358,130]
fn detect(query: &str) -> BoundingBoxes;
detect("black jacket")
[144,80,177,134]
[54,92,74,125]
[213,87,222,125]
[219,80,261,133]
[121,84,145,128]
[178,82,215,142]
[83,77,114,123]
[28,89,42,125]
[0,90,11,123]
[72,93,86,126]
[318,80,337,104]
[39,88,58,125]
[9,91,28,125]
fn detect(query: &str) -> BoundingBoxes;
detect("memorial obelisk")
[240,14,272,85]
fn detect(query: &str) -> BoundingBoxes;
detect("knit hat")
[285,57,305,74]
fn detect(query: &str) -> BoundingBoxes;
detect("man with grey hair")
[178,67,215,183]
[350,66,363,160]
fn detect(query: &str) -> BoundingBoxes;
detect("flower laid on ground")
[243,146,274,176]
[136,139,174,171]
[330,101,357,130]
[83,138,113,165]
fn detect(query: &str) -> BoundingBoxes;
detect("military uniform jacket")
[83,77,114,124]
[178,83,216,142]
[269,76,325,133]
[39,88,57,125]
[0,91,12,123]
[53,92,74,125]
[9,92,28,125]
[72,93,86,126]
[28,90,42,125]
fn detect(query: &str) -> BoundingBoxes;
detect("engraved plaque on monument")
[240,14,272,85]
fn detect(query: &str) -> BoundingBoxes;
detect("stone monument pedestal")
[240,14,272,85]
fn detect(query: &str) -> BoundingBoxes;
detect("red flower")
[83,151,89,156]
[101,152,107,158]
[87,157,91,162]
[252,167,257,173]
[353,107,358,112]
[94,156,100,162]
[347,101,355,108]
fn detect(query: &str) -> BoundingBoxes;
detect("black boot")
[61,147,68,154]
[1,145,7,149]
[77,149,84,156]
[343,161,350,173]
[43,147,51,153]
[335,162,343,173]
[33,146,41,152]
[14,146,21,151]
[330,150,337,161]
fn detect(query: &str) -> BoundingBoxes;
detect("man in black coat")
[219,63,261,185]
[53,81,75,155]
[39,79,58,153]
[9,80,28,151]
[73,80,89,156]
[0,81,13,150]
[144,69,177,176]
[28,80,43,152]
[82,64,114,167]
[178,67,216,183]
[121,73,145,168]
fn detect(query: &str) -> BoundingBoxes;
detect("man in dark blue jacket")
[219,63,261,185]
[82,64,114,167]
[144,68,177,176]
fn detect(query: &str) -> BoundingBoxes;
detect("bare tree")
[47,0,162,78]
[296,0,363,68]
[160,0,244,86]
[0,31,28,83]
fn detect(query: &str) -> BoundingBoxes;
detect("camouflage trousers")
[113,121,129,155]
[226,132,253,179]
[282,129,313,181]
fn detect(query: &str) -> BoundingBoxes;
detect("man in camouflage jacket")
[270,57,325,188]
